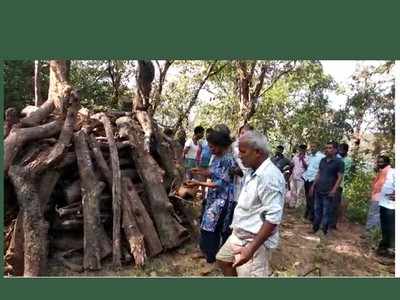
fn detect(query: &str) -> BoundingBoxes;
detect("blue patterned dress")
[200,152,237,233]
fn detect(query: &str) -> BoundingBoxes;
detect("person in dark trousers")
[302,143,325,222]
[375,155,395,258]
[187,130,237,263]
[310,141,344,235]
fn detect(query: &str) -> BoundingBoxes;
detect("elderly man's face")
[239,139,260,168]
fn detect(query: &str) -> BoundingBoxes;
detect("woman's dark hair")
[378,155,391,165]
[207,130,232,148]
[299,144,307,151]
[239,124,254,133]
[194,126,204,135]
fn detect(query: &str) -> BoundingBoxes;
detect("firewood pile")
[3,60,197,277]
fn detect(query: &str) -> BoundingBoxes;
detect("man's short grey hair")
[240,130,271,155]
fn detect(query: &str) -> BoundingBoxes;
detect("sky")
[320,60,386,109]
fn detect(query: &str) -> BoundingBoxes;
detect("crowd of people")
[178,124,395,277]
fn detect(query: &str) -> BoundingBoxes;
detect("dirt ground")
[46,205,394,277]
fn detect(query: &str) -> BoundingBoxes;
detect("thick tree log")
[19,98,55,127]
[41,90,80,169]
[4,213,24,276]
[74,130,107,271]
[8,165,49,277]
[4,120,62,174]
[121,118,189,249]
[121,180,146,266]
[100,113,122,268]
[88,134,112,187]
[4,107,19,138]
[153,125,183,191]
[122,177,163,257]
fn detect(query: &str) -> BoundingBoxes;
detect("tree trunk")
[122,177,163,257]
[74,130,106,271]
[48,60,72,115]
[88,135,112,187]
[100,113,122,268]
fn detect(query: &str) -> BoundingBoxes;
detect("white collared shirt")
[231,157,286,248]
[379,167,395,210]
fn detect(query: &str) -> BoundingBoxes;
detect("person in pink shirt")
[286,144,308,208]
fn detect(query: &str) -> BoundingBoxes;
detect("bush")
[344,168,375,224]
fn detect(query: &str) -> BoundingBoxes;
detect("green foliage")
[344,167,374,224]
[4,60,34,110]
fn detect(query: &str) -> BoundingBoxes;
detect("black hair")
[194,126,204,135]
[277,145,284,151]
[206,128,213,134]
[326,141,338,149]
[207,130,232,148]
[378,155,391,165]
[339,143,349,152]
[299,144,307,150]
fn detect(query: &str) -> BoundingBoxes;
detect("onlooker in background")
[376,155,395,258]
[199,128,214,169]
[272,145,292,174]
[183,126,204,179]
[302,143,325,222]
[331,143,353,229]
[232,124,254,203]
[188,130,237,264]
[286,144,308,208]
[310,141,344,235]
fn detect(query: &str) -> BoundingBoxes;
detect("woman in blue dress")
[188,130,237,263]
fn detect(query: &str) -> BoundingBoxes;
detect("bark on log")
[8,165,49,276]
[100,113,122,268]
[74,130,107,271]
[19,98,55,127]
[121,180,146,266]
[41,90,80,169]
[123,119,189,249]
[4,213,24,276]
[88,134,112,187]
[122,177,163,257]
[4,120,62,174]
[39,170,61,215]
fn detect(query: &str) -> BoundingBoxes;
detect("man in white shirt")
[183,126,204,179]
[302,143,325,221]
[216,131,285,277]
[376,155,395,258]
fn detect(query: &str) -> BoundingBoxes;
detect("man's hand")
[387,192,395,201]
[232,245,254,268]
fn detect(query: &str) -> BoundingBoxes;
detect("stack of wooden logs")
[3,60,197,277]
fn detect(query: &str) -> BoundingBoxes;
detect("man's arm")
[310,171,320,196]
[329,173,343,198]
[233,221,276,267]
